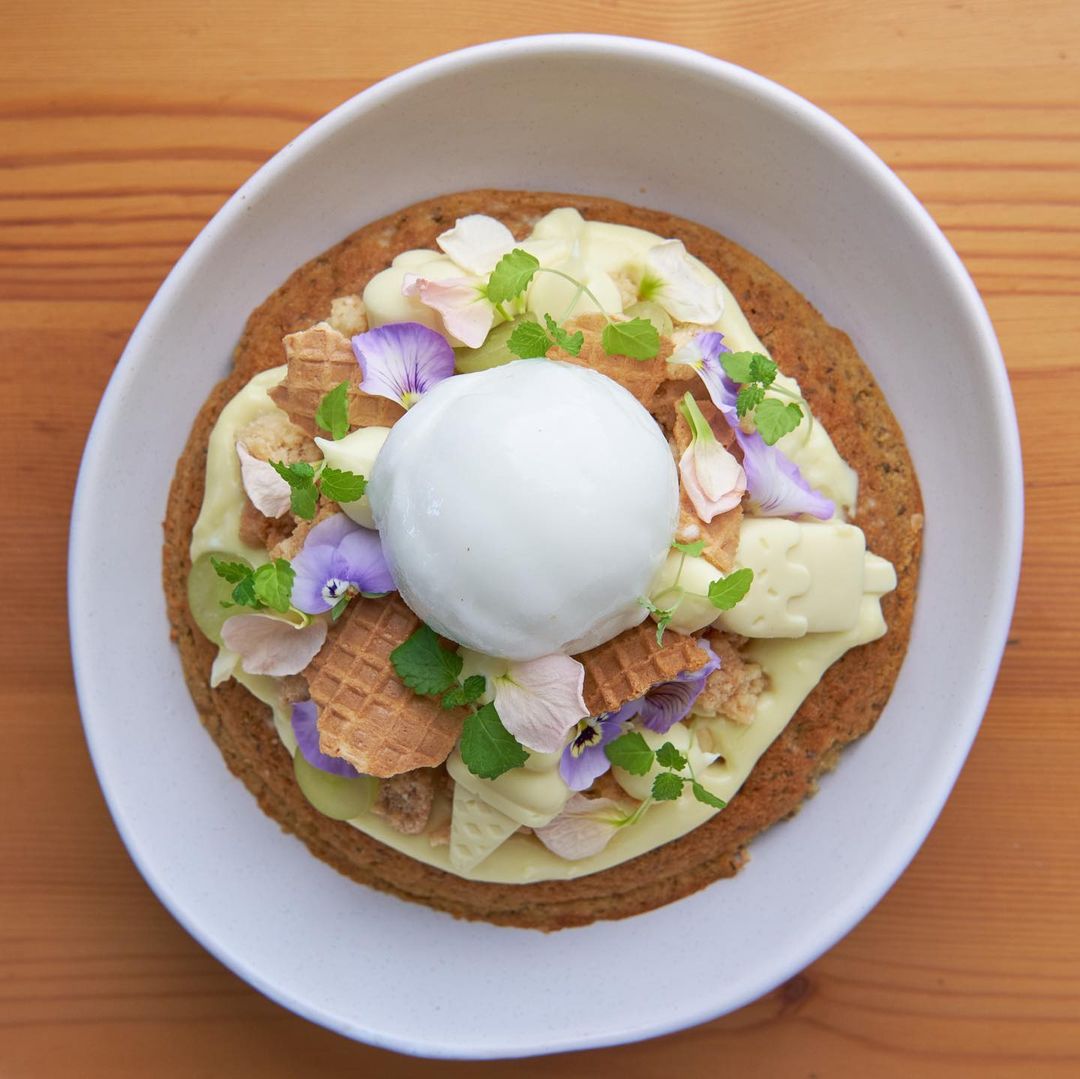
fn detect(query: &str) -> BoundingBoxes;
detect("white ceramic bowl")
[69,35,1022,1058]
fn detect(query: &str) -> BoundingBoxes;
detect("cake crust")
[163,190,923,930]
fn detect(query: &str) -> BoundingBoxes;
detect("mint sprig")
[390,624,462,696]
[211,556,295,614]
[544,313,584,357]
[486,248,540,305]
[601,317,660,361]
[720,350,804,445]
[269,459,367,520]
[605,734,727,812]
[507,318,552,360]
[707,568,755,611]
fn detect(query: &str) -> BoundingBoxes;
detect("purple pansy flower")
[559,700,639,792]
[352,321,455,409]
[638,643,721,735]
[291,699,359,777]
[291,512,395,615]
[734,430,834,520]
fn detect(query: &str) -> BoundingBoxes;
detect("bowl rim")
[69,33,1023,1059]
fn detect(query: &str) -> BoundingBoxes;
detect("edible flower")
[351,321,455,408]
[219,612,328,676]
[559,701,639,792]
[669,331,738,420]
[637,643,721,734]
[291,700,359,777]
[400,275,494,348]
[236,442,292,518]
[734,430,835,520]
[436,214,517,275]
[291,513,394,616]
[534,794,627,861]
[673,332,834,520]
[640,240,724,325]
[489,654,589,755]
[677,393,747,522]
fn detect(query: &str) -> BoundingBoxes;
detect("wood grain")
[2,0,1078,1074]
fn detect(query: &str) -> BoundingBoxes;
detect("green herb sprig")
[605,731,726,810]
[488,248,661,363]
[719,351,808,445]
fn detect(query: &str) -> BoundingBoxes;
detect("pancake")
[163,190,923,930]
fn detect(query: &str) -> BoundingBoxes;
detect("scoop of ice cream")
[367,359,679,660]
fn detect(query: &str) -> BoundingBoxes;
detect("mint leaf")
[747,353,777,387]
[390,624,463,696]
[459,702,529,779]
[544,313,584,357]
[672,539,706,557]
[707,567,755,611]
[231,575,260,609]
[651,772,685,801]
[270,459,318,520]
[736,383,765,417]
[270,460,316,487]
[691,781,727,810]
[754,397,804,445]
[719,351,756,383]
[486,248,540,304]
[655,742,688,771]
[507,318,552,359]
[602,317,660,360]
[251,559,295,613]
[315,380,350,440]
[211,557,253,584]
[441,674,486,710]
[320,466,367,503]
[605,731,655,776]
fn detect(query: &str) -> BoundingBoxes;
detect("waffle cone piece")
[269,323,404,435]
[578,620,710,716]
[548,315,671,411]
[305,593,465,778]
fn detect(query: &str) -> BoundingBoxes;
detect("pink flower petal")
[492,654,588,754]
[436,214,516,275]
[645,240,724,324]
[236,441,291,518]
[534,795,626,860]
[679,441,746,522]
[220,612,328,676]
[401,273,494,348]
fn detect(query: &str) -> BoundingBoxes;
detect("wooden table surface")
[4,1,1078,1075]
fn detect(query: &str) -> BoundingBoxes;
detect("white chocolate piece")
[446,748,569,828]
[314,426,389,529]
[449,782,521,872]
[715,519,868,638]
[362,250,464,338]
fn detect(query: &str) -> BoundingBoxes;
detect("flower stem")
[535,267,613,324]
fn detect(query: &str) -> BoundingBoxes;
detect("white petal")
[493,654,588,754]
[437,214,516,275]
[401,274,494,348]
[220,613,328,676]
[645,240,724,324]
[534,795,625,860]
[236,441,292,518]
[209,647,240,687]
[680,442,746,523]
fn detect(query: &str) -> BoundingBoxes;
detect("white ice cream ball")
[367,359,679,660]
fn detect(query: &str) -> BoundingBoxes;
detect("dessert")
[164,190,922,929]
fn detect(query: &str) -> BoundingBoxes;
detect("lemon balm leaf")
[691,781,727,810]
[251,559,295,613]
[507,319,552,359]
[707,567,754,611]
[651,771,685,801]
[459,702,529,779]
[486,248,540,304]
[320,467,367,503]
[544,313,584,357]
[602,317,661,360]
[604,731,655,775]
[754,397,804,445]
[390,624,463,696]
[315,381,350,440]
